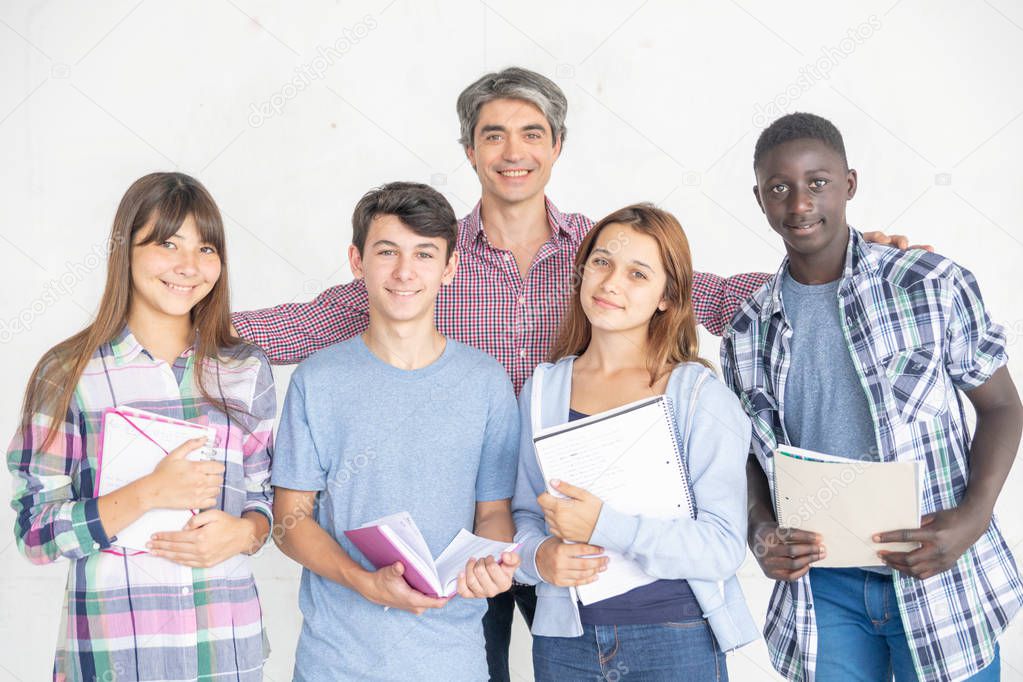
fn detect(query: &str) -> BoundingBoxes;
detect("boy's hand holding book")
[768,445,922,570]
[344,513,520,605]
[874,506,991,580]
[456,553,521,599]
[749,521,826,582]
[354,562,452,615]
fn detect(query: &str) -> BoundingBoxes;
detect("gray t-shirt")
[780,269,878,461]
[272,336,519,681]
[780,269,891,573]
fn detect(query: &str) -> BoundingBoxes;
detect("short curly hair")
[754,112,847,170]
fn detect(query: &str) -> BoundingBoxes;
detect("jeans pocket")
[661,619,707,629]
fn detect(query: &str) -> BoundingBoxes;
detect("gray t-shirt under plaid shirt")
[780,268,878,461]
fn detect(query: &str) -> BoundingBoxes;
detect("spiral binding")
[771,461,784,528]
[660,395,697,520]
[197,437,217,461]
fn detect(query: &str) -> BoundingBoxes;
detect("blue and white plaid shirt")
[721,228,1023,682]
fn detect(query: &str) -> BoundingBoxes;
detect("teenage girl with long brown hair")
[512,204,758,680]
[8,172,275,681]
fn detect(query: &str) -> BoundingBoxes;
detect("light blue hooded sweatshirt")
[512,357,760,652]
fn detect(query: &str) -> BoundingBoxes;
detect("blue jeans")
[533,620,727,681]
[810,567,1001,681]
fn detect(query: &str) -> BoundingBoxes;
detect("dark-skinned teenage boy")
[722,112,1022,682]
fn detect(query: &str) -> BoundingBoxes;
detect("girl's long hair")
[549,203,711,385]
[21,172,244,448]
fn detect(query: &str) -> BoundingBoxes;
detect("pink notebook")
[345,512,520,598]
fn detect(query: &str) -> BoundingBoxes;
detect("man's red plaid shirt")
[232,198,769,394]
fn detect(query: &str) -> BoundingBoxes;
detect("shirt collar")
[545,199,571,239]
[759,226,879,321]
[462,196,573,248]
[109,324,197,365]
[109,325,146,365]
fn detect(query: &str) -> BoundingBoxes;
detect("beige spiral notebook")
[772,445,923,567]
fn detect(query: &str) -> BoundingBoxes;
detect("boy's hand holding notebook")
[345,512,520,599]
[772,445,923,567]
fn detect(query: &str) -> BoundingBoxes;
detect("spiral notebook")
[532,395,694,604]
[96,406,217,553]
[772,445,922,567]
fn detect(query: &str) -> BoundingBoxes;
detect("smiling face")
[579,224,668,335]
[129,213,221,322]
[350,214,458,326]
[465,97,561,208]
[754,137,857,280]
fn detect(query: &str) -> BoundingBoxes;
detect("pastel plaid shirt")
[232,198,770,392]
[7,327,275,682]
[721,228,1023,682]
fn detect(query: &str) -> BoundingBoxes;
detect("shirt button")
[518,296,526,305]
[503,253,511,261]
[92,542,100,550]
[519,349,527,358]
[182,587,191,596]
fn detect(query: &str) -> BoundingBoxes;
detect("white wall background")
[1,1,1022,680]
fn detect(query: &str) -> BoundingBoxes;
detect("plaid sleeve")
[692,271,771,336]
[720,330,766,462]
[944,264,1008,391]
[232,280,370,365]
[7,397,111,564]
[240,353,276,532]
[719,335,740,396]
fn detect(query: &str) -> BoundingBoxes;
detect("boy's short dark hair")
[754,112,848,171]
[351,182,458,258]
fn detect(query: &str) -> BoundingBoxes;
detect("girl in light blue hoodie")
[512,203,759,681]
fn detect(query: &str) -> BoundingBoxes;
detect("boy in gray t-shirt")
[271,183,521,681]
[725,112,1020,682]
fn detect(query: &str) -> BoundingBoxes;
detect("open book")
[96,406,217,552]
[531,395,695,605]
[772,445,923,567]
[344,512,520,598]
